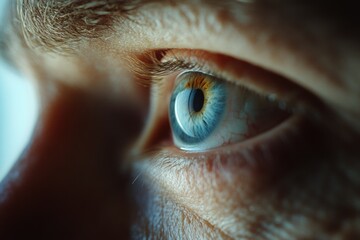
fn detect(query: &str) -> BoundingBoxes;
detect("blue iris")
[169,72,226,145]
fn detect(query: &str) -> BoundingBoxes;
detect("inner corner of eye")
[167,70,290,151]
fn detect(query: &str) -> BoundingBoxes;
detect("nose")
[0,84,142,239]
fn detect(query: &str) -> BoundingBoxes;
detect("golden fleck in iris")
[183,73,218,116]
[185,73,213,91]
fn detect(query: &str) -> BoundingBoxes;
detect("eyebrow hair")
[13,0,153,52]
[5,0,360,56]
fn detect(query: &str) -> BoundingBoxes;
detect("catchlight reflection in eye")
[169,71,288,151]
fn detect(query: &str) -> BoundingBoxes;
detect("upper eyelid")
[114,2,359,119]
[131,49,325,120]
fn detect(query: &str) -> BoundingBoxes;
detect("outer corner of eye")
[168,70,290,152]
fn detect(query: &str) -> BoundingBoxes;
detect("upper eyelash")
[130,49,280,109]
[129,50,212,87]
[130,49,287,108]
[129,49,326,121]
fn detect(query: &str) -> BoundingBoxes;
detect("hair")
[10,0,150,52]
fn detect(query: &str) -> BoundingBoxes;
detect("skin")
[1,0,360,239]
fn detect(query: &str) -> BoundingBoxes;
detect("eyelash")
[133,50,203,85]
[133,50,296,114]
[131,49,327,125]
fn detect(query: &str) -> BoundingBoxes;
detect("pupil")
[191,89,205,112]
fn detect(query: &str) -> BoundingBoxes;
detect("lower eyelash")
[131,114,323,227]
[142,115,306,182]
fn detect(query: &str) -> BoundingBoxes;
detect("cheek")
[130,168,229,239]
[129,116,353,239]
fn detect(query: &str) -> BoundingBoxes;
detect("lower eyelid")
[135,115,314,199]
[170,115,302,167]
[132,115,325,234]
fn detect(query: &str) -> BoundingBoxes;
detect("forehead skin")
[8,0,360,49]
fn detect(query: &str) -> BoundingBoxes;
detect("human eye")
[168,70,288,151]
[133,49,318,153]
[130,49,328,238]
[144,51,297,155]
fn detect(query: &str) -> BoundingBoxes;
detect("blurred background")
[0,0,39,183]
[0,60,38,182]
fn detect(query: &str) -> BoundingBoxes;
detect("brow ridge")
[14,0,153,52]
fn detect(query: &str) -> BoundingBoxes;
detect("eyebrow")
[12,0,154,52]
[5,0,360,57]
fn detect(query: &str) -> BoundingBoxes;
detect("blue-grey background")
[0,0,38,182]
[0,59,38,182]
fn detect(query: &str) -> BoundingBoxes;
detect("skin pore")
[1,0,360,239]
